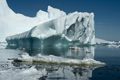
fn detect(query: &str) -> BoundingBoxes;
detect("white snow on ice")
[0,0,119,47]
[0,0,66,42]
[6,11,95,45]
[17,52,105,65]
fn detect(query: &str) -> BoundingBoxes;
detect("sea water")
[0,44,120,80]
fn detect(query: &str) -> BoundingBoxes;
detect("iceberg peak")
[36,6,67,21]
[36,10,48,21]
[47,6,66,18]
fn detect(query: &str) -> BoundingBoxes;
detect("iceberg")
[95,38,111,44]
[0,0,95,48]
[6,11,95,49]
[96,38,120,48]
[0,0,66,42]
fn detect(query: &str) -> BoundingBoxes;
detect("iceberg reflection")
[10,46,103,80]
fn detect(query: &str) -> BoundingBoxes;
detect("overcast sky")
[7,0,120,41]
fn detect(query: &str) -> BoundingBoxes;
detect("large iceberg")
[6,10,95,49]
[1,0,95,48]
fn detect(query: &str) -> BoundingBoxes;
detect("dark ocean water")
[91,47,120,80]
[0,45,120,80]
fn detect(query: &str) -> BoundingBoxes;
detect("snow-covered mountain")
[0,0,66,42]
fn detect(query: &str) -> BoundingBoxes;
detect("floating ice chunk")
[107,44,120,48]
[21,52,32,59]
[19,52,33,62]
[96,38,120,48]
[20,66,39,75]
[16,53,105,66]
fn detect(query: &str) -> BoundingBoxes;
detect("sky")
[7,0,120,41]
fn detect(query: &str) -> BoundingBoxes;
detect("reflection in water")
[0,46,102,80]
[12,62,96,80]
[66,47,94,60]
[25,46,95,60]
[10,46,97,80]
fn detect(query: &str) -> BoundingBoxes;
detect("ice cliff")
[6,11,95,48]
[0,0,95,48]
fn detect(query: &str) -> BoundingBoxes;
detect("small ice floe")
[19,52,33,62]
[14,53,105,66]
[20,66,39,75]
[96,38,120,48]
[107,44,120,48]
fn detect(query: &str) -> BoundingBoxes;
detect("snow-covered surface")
[0,0,66,42]
[17,52,105,66]
[0,0,95,45]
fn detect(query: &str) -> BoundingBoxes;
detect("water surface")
[0,46,120,80]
